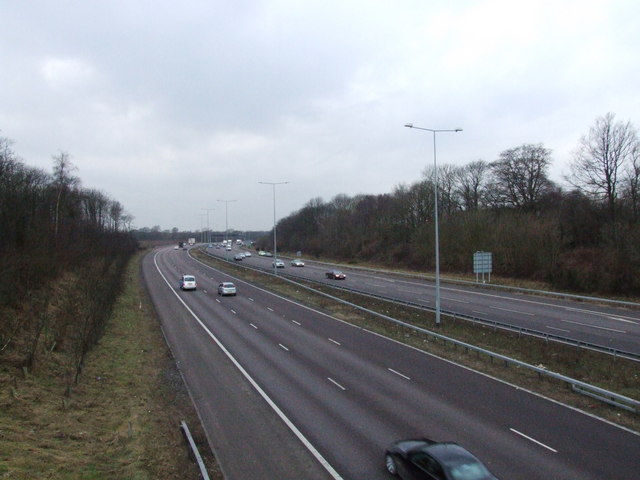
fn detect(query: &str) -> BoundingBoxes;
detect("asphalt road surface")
[143,246,640,479]
[209,245,640,356]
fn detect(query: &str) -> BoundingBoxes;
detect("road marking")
[250,323,258,329]
[153,251,344,480]
[373,276,396,283]
[267,307,274,312]
[366,283,385,288]
[279,344,289,352]
[216,299,221,303]
[472,310,488,316]
[606,316,638,325]
[442,297,469,304]
[248,297,254,302]
[388,368,411,380]
[328,378,346,391]
[490,306,535,316]
[561,319,626,333]
[328,338,341,346]
[291,320,301,326]
[231,310,237,315]
[546,326,571,333]
[510,428,557,452]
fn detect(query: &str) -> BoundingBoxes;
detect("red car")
[326,270,346,280]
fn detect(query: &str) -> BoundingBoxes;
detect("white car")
[273,260,285,268]
[217,282,237,296]
[179,275,197,291]
[243,251,252,257]
[291,259,305,267]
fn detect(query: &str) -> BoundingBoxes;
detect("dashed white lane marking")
[279,344,289,352]
[388,368,411,380]
[510,428,557,453]
[328,338,341,346]
[328,378,346,391]
[291,320,302,326]
[546,326,570,333]
[561,319,626,333]
[490,306,535,316]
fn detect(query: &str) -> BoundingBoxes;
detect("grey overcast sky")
[2,1,638,232]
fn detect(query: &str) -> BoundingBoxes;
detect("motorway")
[142,246,639,479]
[207,245,640,357]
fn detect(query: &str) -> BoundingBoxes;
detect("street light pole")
[259,181,288,275]
[405,123,462,327]
[202,208,214,244]
[217,199,237,259]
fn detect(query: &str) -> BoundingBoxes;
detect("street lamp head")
[455,128,463,132]
[404,123,414,128]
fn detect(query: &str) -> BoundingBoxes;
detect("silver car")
[217,282,237,296]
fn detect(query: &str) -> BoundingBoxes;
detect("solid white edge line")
[153,251,344,480]
[509,428,557,453]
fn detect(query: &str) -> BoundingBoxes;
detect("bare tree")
[490,144,554,211]
[52,151,79,236]
[621,142,640,221]
[455,160,490,210]
[568,113,639,223]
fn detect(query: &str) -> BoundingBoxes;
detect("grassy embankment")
[0,250,222,479]
[193,249,640,433]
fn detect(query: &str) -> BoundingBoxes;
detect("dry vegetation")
[0,251,221,479]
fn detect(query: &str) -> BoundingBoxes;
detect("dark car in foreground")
[326,270,346,279]
[385,438,498,480]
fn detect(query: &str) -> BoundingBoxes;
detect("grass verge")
[0,250,222,479]
[194,250,640,433]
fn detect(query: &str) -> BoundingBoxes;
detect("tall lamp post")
[259,181,289,275]
[405,123,462,327]
[202,208,215,244]
[217,199,237,259]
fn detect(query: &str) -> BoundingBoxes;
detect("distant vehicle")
[179,275,197,291]
[233,253,244,261]
[178,241,184,248]
[208,243,213,248]
[226,246,232,251]
[243,251,252,257]
[385,438,498,480]
[236,239,243,245]
[258,251,267,256]
[326,270,346,280]
[174,245,179,250]
[264,252,273,257]
[273,259,285,268]
[291,259,305,267]
[188,238,196,246]
[217,282,237,296]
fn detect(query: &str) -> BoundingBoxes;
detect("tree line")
[268,113,640,295]
[0,136,136,393]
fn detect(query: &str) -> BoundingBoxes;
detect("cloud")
[1,0,639,231]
